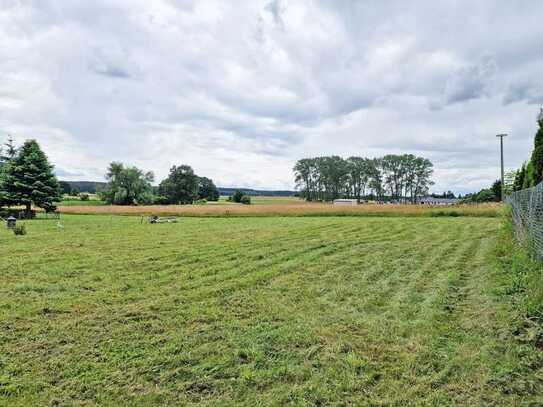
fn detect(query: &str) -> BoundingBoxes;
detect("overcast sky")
[1,1,542,193]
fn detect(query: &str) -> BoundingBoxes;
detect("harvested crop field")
[1,214,541,405]
[57,202,502,218]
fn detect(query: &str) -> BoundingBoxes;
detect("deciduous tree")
[198,177,220,201]
[293,154,433,203]
[158,165,199,204]
[101,162,154,205]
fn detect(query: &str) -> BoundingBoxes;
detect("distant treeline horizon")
[61,181,298,197]
[294,154,434,203]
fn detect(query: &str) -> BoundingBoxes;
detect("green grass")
[216,196,302,205]
[248,196,302,205]
[494,210,543,346]
[58,199,106,206]
[0,215,542,405]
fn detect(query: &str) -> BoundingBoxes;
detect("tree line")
[99,162,219,205]
[293,154,434,203]
[459,108,543,202]
[0,137,222,213]
[511,109,543,191]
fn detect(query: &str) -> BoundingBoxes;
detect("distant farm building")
[419,197,459,206]
[333,199,358,206]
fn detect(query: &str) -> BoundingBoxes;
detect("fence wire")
[507,182,543,259]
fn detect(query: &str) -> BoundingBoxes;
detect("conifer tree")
[513,163,526,191]
[523,161,535,189]
[529,108,543,185]
[2,139,61,215]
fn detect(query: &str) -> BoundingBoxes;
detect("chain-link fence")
[507,182,543,259]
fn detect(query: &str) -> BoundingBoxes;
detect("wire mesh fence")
[507,182,543,259]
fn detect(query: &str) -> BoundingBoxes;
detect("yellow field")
[57,202,502,217]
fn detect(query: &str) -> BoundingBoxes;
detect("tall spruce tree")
[1,137,17,161]
[530,108,543,185]
[0,137,17,207]
[3,139,61,215]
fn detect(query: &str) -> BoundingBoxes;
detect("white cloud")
[0,0,541,193]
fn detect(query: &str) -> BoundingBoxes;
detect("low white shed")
[333,199,358,206]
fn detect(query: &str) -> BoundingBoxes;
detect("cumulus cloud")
[0,0,542,193]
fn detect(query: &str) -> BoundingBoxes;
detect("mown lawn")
[0,215,541,405]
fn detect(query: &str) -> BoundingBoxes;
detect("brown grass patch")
[57,202,503,218]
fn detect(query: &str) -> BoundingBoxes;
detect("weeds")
[495,208,543,323]
[12,224,26,235]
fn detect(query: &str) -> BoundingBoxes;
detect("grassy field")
[58,194,106,207]
[1,214,542,405]
[57,199,106,207]
[229,196,303,205]
[57,202,502,218]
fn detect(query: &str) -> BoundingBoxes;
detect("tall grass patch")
[495,207,543,327]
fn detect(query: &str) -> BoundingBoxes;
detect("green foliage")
[158,165,199,204]
[475,189,496,202]
[513,163,526,191]
[12,224,26,235]
[198,176,219,201]
[1,139,61,213]
[491,180,502,201]
[0,138,17,207]
[495,211,543,336]
[463,180,502,203]
[524,161,535,189]
[58,181,71,195]
[240,194,251,205]
[529,109,543,185]
[194,199,207,205]
[153,195,170,205]
[0,136,17,163]
[101,162,154,205]
[346,156,372,202]
[294,154,433,202]
[521,110,543,189]
[79,193,90,201]
[504,170,516,195]
[231,189,245,203]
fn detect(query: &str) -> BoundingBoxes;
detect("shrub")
[194,199,207,205]
[240,195,251,205]
[154,195,170,205]
[231,190,245,203]
[80,193,90,201]
[13,224,26,235]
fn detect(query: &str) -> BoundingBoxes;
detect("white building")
[333,199,358,206]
